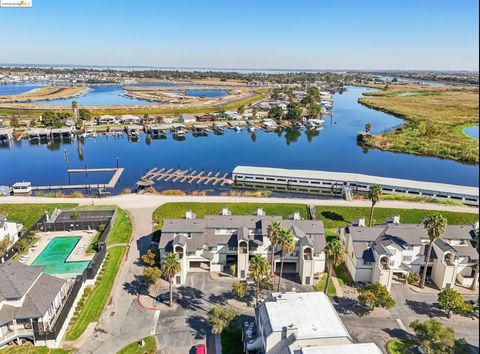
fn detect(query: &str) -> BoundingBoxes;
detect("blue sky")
[0,0,478,70]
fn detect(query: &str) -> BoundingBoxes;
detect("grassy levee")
[358,85,479,164]
[65,245,126,341]
[0,203,78,229]
[153,202,309,229]
[116,336,157,354]
[316,206,478,229]
[0,90,267,117]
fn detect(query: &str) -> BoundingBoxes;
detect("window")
[241,270,245,278]
[363,261,372,266]
[405,245,414,251]
[402,256,412,262]
[389,261,395,267]
[305,276,311,285]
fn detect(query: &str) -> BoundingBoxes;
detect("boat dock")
[138,167,233,187]
[31,168,124,192]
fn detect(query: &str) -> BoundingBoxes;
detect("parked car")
[155,292,179,303]
[195,343,206,354]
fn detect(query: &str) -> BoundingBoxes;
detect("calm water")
[0,82,227,105]
[0,87,478,194]
[465,126,479,140]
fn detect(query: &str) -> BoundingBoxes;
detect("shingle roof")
[0,260,44,301]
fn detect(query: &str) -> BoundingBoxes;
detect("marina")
[139,167,233,187]
[0,87,478,195]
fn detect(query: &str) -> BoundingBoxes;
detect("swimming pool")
[32,236,91,275]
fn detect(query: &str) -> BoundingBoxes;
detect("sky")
[0,0,478,70]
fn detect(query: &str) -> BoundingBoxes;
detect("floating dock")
[138,167,233,187]
[31,168,124,192]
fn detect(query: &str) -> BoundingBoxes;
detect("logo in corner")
[0,0,32,7]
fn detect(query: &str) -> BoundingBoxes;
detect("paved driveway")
[389,283,479,350]
[155,273,235,354]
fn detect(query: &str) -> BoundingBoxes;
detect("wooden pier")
[139,167,233,187]
[31,168,124,191]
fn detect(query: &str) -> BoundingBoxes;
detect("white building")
[119,115,141,124]
[97,115,118,124]
[340,216,479,291]
[0,214,22,259]
[178,113,196,123]
[159,208,325,286]
[244,292,382,353]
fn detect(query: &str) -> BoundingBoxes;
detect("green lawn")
[385,339,418,354]
[221,327,243,354]
[154,202,309,229]
[116,336,157,354]
[65,246,126,341]
[333,262,353,286]
[86,232,101,253]
[106,208,133,245]
[0,346,74,354]
[314,273,336,296]
[316,206,478,229]
[0,203,78,229]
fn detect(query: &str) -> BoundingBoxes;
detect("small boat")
[82,129,97,138]
[234,125,242,132]
[293,122,304,130]
[247,126,256,133]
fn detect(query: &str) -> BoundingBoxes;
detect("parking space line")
[151,310,161,335]
[395,318,406,331]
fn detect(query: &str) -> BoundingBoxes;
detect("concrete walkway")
[1,194,478,214]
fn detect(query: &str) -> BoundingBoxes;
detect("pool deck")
[23,230,96,267]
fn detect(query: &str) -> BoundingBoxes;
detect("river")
[0,86,478,194]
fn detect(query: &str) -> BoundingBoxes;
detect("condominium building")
[339,216,479,291]
[158,208,326,285]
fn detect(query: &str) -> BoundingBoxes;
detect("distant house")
[195,114,213,122]
[119,115,141,124]
[0,261,69,348]
[0,214,22,259]
[224,111,240,120]
[97,115,118,125]
[179,114,196,123]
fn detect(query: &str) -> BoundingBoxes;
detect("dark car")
[156,292,179,303]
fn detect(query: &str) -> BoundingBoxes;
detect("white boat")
[305,119,324,129]
[247,126,256,133]
[82,129,97,138]
[234,125,242,132]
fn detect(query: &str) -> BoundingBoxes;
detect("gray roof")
[159,213,325,253]
[348,221,477,262]
[0,261,65,324]
[0,260,44,301]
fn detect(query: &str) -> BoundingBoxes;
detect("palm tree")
[161,252,181,307]
[277,228,295,292]
[324,239,345,294]
[420,214,448,288]
[249,254,270,306]
[71,100,78,124]
[368,184,383,226]
[267,221,282,276]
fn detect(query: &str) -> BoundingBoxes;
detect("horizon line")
[0,63,478,73]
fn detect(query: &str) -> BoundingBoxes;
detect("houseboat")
[213,122,227,134]
[192,124,209,136]
[12,182,32,195]
[82,129,97,138]
[0,129,13,142]
[262,119,278,131]
[305,119,324,130]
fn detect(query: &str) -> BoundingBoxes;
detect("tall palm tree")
[470,232,479,290]
[277,228,295,292]
[249,254,270,306]
[368,184,383,226]
[421,214,448,288]
[71,100,78,124]
[324,239,345,294]
[161,252,181,307]
[267,221,282,276]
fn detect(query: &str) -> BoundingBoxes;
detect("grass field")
[153,202,309,229]
[116,336,157,354]
[106,208,133,245]
[316,206,478,229]
[0,203,78,229]
[359,85,479,164]
[65,246,126,341]
[0,346,74,354]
